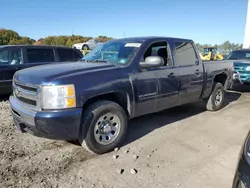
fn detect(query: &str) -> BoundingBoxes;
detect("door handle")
[168,72,174,78]
[195,69,201,76]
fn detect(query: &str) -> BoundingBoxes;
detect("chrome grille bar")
[12,80,41,110]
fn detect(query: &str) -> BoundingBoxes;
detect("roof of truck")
[0,45,75,49]
[110,36,193,42]
[232,48,250,52]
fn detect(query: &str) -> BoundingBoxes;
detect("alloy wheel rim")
[215,89,223,106]
[94,113,121,145]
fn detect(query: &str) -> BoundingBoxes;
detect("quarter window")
[57,49,83,62]
[174,42,197,66]
[27,49,55,63]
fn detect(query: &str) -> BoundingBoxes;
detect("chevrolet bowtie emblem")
[15,87,20,97]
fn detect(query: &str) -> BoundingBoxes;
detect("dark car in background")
[0,45,83,95]
[232,131,250,188]
[227,49,250,84]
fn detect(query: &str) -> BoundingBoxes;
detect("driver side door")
[132,40,179,117]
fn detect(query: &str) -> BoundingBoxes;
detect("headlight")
[41,84,76,110]
[246,66,250,71]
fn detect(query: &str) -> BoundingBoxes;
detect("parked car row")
[0,45,83,95]
[9,36,234,154]
[1,37,250,188]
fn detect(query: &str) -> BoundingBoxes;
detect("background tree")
[196,41,243,55]
[0,29,243,54]
[96,35,113,42]
[0,29,35,45]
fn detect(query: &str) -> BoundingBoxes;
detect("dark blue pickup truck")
[10,37,234,154]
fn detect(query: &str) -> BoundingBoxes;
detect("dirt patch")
[0,87,250,188]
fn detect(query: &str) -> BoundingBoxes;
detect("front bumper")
[233,154,250,188]
[10,95,82,140]
[233,71,250,84]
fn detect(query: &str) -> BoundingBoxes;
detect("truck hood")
[14,62,115,85]
[233,60,250,67]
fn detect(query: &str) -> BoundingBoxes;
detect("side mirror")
[140,56,164,68]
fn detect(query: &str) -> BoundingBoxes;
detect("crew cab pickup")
[10,37,234,154]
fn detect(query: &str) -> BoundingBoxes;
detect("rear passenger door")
[172,40,203,105]
[25,48,56,68]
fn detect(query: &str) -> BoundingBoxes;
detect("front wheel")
[206,82,225,111]
[79,100,128,154]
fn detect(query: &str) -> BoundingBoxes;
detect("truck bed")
[201,60,234,98]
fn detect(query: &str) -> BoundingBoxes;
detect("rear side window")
[174,42,197,66]
[27,49,55,63]
[57,48,82,62]
[0,48,22,65]
[73,50,83,60]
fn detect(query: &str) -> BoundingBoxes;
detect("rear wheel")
[206,82,225,111]
[78,100,127,154]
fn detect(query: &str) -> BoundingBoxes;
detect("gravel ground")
[1,84,250,188]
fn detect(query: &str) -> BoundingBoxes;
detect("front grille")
[16,96,37,106]
[15,82,37,93]
[13,80,39,109]
[234,66,244,73]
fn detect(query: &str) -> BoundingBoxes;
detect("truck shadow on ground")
[122,91,241,147]
[231,83,250,93]
[0,94,10,102]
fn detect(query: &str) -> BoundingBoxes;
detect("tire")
[78,100,128,154]
[206,82,225,111]
[82,45,89,50]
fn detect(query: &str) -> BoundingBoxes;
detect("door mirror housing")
[140,56,164,68]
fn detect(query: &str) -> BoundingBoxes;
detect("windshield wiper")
[81,59,110,64]
[93,60,110,63]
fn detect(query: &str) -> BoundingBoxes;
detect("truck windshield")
[227,50,250,60]
[82,41,141,65]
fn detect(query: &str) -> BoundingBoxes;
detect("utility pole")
[243,0,250,48]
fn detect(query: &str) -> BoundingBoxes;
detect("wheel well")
[214,73,227,86]
[82,44,88,49]
[82,92,130,116]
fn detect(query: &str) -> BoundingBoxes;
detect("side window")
[142,41,172,66]
[174,42,197,66]
[27,49,55,64]
[57,49,75,62]
[73,50,83,60]
[0,49,22,65]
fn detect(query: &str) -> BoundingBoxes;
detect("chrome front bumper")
[10,94,82,140]
[10,95,36,127]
